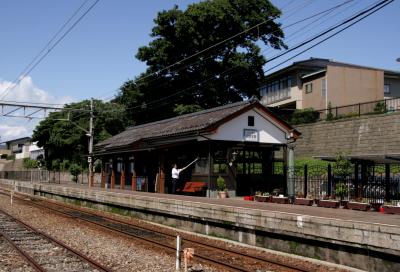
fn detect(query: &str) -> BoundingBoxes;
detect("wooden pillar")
[158,152,166,193]
[111,158,115,189]
[132,169,137,191]
[120,169,125,190]
[101,160,106,188]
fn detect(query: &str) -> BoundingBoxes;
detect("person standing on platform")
[171,158,199,194]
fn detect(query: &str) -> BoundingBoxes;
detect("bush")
[216,176,226,191]
[23,158,38,169]
[326,102,334,121]
[373,101,387,114]
[69,163,82,183]
[290,108,319,125]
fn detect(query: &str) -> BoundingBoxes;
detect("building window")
[258,76,291,104]
[305,83,313,94]
[384,84,390,94]
[321,78,326,97]
[248,116,254,126]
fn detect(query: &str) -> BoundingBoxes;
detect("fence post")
[303,165,308,198]
[335,107,338,118]
[358,103,361,116]
[385,164,391,203]
[327,164,332,197]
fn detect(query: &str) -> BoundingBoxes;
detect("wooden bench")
[177,181,207,196]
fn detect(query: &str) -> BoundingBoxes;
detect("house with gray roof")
[94,98,300,197]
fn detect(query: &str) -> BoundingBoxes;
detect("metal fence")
[317,97,400,120]
[293,164,400,205]
[0,170,102,185]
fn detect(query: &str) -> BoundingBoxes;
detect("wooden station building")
[94,98,300,197]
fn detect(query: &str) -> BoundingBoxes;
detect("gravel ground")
[0,236,36,272]
[0,195,217,272]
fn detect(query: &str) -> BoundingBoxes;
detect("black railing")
[290,164,400,205]
[271,97,400,125]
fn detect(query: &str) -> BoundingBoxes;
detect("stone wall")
[295,112,400,158]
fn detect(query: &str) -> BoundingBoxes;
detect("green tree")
[116,0,286,124]
[69,163,82,183]
[32,100,126,169]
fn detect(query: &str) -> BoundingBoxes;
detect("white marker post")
[10,190,14,205]
[176,235,181,271]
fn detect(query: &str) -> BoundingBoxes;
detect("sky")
[0,0,399,142]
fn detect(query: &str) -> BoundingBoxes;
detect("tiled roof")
[96,98,258,151]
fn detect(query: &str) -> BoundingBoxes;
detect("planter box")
[318,200,340,208]
[254,195,270,202]
[347,202,370,211]
[383,205,400,214]
[271,196,289,204]
[294,198,313,206]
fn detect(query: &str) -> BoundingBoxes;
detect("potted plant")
[216,176,227,198]
[318,197,340,208]
[383,202,400,214]
[335,182,348,208]
[294,194,314,206]
[255,192,270,202]
[347,198,371,211]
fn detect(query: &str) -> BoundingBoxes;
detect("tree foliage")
[116,0,286,124]
[32,100,126,169]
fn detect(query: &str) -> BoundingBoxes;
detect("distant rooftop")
[265,57,400,80]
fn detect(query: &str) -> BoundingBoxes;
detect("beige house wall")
[302,76,326,110]
[326,65,384,108]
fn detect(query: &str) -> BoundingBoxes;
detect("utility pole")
[88,98,94,187]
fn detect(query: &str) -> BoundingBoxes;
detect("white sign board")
[243,129,258,142]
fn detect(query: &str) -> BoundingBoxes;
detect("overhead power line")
[264,0,394,73]
[0,0,100,101]
[100,0,391,115]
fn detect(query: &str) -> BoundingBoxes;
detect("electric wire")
[0,0,100,101]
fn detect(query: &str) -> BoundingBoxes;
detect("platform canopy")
[94,97,300,155]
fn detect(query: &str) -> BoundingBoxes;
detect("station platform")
[1,179,399,271]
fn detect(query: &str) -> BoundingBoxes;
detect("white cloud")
[0,76,74,142]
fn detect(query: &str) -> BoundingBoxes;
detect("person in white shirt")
[171,158,199,194]
[172,163,184,194]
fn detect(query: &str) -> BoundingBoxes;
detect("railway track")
[1,190,310,272]
[0,207,112,272]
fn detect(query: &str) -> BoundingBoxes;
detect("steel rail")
[0,206,112,272]
[0,233,44,272]
[2,190,308,272]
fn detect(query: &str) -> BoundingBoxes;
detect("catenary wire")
[0,0,100,101]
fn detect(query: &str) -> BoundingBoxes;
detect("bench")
[177,181,207,196]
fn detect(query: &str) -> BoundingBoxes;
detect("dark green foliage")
[290,108,319,125]
[326,102,334,121]
[69,163,82,183]
[32,100,126,170]
[116,0,286,125]
[373,101,387,114]
[22,158,38,169]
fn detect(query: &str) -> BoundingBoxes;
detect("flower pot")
[347,202,370,211]
[254,195,270,202]
[271,196,289,204]
[243,196,254,201]
[294,198,313,206]
[318,200,340,208]
[218,191,227,199]
[383,205,400,214]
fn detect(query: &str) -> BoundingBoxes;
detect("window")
[258,76,291,104]
[248,116,254,126]
[305,83,313,94]
[321,78,326,97]
[384,84,390,94]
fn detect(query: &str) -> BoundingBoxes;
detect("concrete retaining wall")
[295,112,400,157]
[1,179,399,271]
